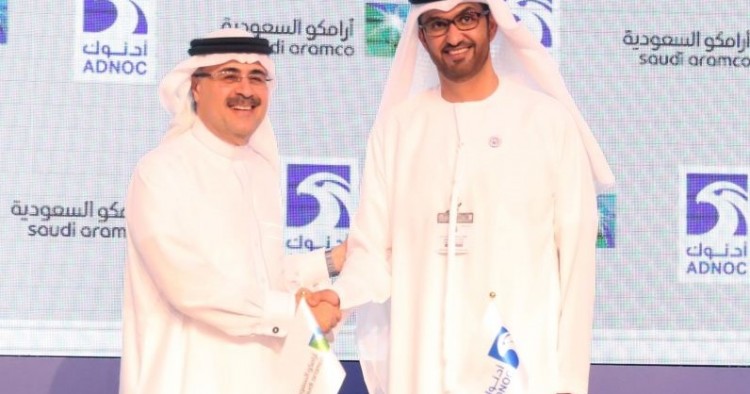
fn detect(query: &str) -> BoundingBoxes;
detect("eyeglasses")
[192,68,272,85]
[419,9,490,37]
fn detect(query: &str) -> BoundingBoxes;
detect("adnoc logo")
[286,164,352,229]
[0,0,7,45]
[483,325,520,393]
[505,0,555,48]
[83,0,148,34]
[680,168,750,282]
[488,327,520,369]
[283,158,358,253]
[686,173,747,237]
[365,3,409,58]
[506,0,558,59]
[75,0,156,84]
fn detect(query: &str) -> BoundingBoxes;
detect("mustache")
[442,40,473,52]
[226,94,262,108]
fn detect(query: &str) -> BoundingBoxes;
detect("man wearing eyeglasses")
[330,1,613,393]
[119,28,344,394]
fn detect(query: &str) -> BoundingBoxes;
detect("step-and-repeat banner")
[1,0,748,364]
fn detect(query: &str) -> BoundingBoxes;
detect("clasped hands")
[295,288,341,333]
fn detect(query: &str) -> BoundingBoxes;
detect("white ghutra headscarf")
[157,28,280,170]
[376,0,614,187]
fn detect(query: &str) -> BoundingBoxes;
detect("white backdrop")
[0,0,748,365]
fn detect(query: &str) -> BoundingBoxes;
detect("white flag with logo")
[463,303,528,394]
[277,301,346,394]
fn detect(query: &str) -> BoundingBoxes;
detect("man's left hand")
[306,290,341,333]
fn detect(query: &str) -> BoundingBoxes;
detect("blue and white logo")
[687,173,748,237]
[680,168,750,283]
[506,0,558,59]
[283,158,358,253]
[480,323,521,393]
[287,164,352,229]
[83,0,148,34]
[488,326,520,369]
[0,0,7,45]
[75,0,155,84]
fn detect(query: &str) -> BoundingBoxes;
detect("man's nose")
[233,77,257,94]
[444,22,464,45]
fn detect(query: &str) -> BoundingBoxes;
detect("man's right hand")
[306,290,341,333]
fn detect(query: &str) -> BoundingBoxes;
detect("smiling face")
[417,2,497,84]
[191,60,270,146]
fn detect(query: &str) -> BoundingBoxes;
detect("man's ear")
[418,28,427,49]
[488,15,498,40]
[190,78,201,104]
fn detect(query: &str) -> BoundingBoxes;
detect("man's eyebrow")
[420,4,480,23]
[213,67,267,76]
[215,66,241,73]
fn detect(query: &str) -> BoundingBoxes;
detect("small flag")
[277,301,346,394]
[461,303,527,394]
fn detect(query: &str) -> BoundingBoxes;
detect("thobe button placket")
[272,326,279,334]
[489,291,496,299]
[236,159,273,294]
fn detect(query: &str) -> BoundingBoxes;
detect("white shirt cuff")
[286,250,330,287]
[264,290,296,322]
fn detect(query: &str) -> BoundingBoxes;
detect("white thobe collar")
[436,79,507,108]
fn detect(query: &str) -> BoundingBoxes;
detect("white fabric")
[120,121,330,394]
[120,28,329,394]
[333,80,598,393]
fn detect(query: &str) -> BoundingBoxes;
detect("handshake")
[295,288,342,333]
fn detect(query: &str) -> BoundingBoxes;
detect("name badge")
[437,210,474,255]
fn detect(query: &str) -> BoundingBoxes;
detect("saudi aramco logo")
[597,194,615,248]
[365,3,409,58]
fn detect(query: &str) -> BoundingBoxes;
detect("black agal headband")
[188,36,272,56]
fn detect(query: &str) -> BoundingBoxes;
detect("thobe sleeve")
[126,165,297,338]
[332,121,393,309]
[282,250,330,290]
[552,112,599,394]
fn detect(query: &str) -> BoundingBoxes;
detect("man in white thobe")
[119,29,344,394]
[330,1,614,393]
